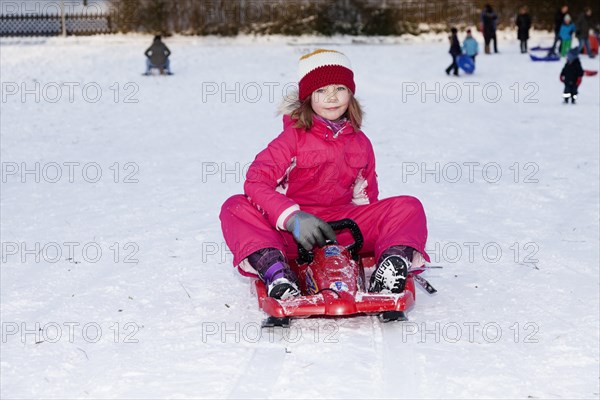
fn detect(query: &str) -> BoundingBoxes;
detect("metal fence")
[0,13,114,36]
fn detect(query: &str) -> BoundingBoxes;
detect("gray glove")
[285,211,337,251]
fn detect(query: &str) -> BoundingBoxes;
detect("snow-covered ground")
[1,32,599,399]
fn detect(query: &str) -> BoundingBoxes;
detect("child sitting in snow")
[462,29,479,63]
[559,14,576,57]
[220,50,430,299]
[144,35,173,75]
[560,49,584,104]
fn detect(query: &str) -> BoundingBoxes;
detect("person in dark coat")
[515,6,532,53]
[445,27,462,76]
[144,35,173,75]
[481,4,498,54]
[551,5,569,55]
[576,7,595,58]
[560,49,584,104]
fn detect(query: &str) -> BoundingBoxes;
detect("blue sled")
[529,53,560,62]
[530,46,553,51]
[457,55,475,74]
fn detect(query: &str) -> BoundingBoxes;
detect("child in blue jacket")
[559,14,576,56]
[462,29,479,63]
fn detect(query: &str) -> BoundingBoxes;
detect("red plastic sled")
[582,34,599,56]
[255,219,419,327]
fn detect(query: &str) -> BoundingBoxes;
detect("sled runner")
[255,219,436,327]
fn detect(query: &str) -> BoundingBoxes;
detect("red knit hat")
[298,49,355,101]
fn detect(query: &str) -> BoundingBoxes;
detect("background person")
[144,35,173,76]
[516,6,532,53]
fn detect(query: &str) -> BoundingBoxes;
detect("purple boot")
[248,248,300,300]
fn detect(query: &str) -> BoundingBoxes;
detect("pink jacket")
[244,115,378,230]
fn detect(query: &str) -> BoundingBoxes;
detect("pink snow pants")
[220,195,430,271]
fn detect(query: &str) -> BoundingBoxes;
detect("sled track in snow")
[227,346,287,399]
[225,316,401,399]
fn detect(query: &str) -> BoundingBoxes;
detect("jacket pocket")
[342,151,369,191]
[290,150,329,182]
[296,150,328,168]
[344,152,368,169]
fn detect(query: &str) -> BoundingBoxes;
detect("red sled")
[582,34,599,56]
[254,219,433,327]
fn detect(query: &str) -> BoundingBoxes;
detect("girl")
[220,49,430,299]
[462,29,479,63]
[559,14,576,57]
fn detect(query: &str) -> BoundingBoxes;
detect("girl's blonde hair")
[289,93,364,131]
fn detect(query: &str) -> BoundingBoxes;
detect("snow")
[1,32,599,399]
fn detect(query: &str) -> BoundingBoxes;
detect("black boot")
[261,261,300,299]
[369,255,410,294]
[267,275,300,299]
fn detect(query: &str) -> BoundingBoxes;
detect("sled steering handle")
[297,218,364,265]
[327,219,364,258]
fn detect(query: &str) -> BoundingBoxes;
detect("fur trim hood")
[277,88,301,116]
